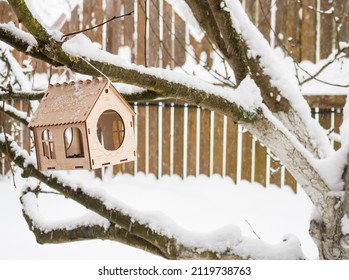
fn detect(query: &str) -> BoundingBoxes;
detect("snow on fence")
[1,0,348,191]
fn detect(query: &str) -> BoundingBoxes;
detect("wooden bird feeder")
[28,78,136,171]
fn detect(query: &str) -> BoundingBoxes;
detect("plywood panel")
[136,105,146,173]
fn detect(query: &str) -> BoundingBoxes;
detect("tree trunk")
[309,189,349,259]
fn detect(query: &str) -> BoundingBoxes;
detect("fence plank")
[161,105,171,175]
[0,2,19,61]
[301,0,317,62]
[320,0,333,59]
[334,0,348,55]
[274,0,286,49]
[148,0,160,67]
[269,154,282,187]
[137,0,146,65]
[173,106,184,176]
[106,1,122,54]
[286,0,301,61]
[136,105,146,173]
[275,0,301,61]
[241,131,252,181]
[0,2,17,23]
[187,106,197,176]
[245,0,257,24]
[213,112,223,175]
[82,0,103,44]
[285,168,297,192]
[174,14,186,67]
[162,2,173,68]
[254,141,266,186]
[318,111,332,131]
[61,5,80,35]
[226,119,237,182]
[200,109,210,176]
[258,0,271,42]
[334,109,343,151]
[124,0,135,61]
[148,105,158,176]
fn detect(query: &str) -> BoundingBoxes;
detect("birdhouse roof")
[28,78,135,128]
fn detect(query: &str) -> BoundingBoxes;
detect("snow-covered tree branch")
[0,0,348,259]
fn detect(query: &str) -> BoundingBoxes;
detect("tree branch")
[0,135,248,259]
[0,85,160,103]
[0,26,62,67]
[0,90,45,101]
[0,135,309,259]
[7,0,52,44]
[0,0,334,217]
[185,0,250,84]
[0,24,256,124]
[0,101,29,125]
[20,190,166,258]
[218,0,333,159]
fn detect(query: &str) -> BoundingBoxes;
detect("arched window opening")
[97,110,125,151]
[42,129,56,159]
[64,127,84,158]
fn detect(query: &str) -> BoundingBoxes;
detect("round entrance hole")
[97,110,125,151]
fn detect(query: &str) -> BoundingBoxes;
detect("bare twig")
[300,48,349,86]
[61,11,134,39]
[245,219,261,239]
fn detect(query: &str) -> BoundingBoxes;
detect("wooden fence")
[1,0,348,190]
[0,97,345,191]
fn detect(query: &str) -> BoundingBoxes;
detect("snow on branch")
[223,0,334,159]
[1,0,335,218]
[20,187,165,257]
[0,134,306,259]
[0,22,37,47]
[0,1,262,123]
[0,101,30,125]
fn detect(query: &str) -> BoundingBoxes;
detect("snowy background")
[0,171,318,259]
[1,0,348,261]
